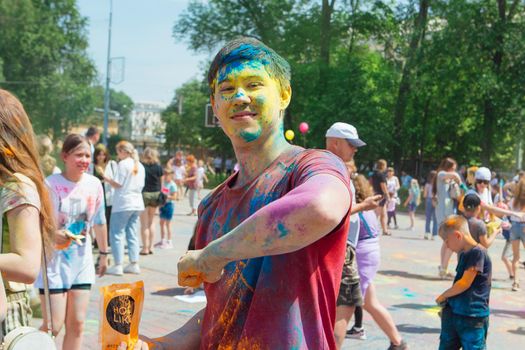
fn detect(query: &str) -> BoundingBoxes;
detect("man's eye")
[248,82,263,88]
[220,86,234,92]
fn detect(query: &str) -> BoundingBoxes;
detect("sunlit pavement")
[33,192,524,349]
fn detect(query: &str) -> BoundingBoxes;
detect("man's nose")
[232,88,250,104]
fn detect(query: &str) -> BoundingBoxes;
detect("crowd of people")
[1,37,525,350]
[0,97,217,347]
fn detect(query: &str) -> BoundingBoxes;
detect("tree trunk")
[481,0,506,165]
[392,0,429,172]
[319,0,336,84]
[417,97,431,179]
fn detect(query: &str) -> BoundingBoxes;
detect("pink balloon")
[299,122,309,134]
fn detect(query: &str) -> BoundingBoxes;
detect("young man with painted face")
[136,38,352,349]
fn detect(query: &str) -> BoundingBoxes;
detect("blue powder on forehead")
[216,44,274,83]
[221,44,271,67]
[208,38,291,93]
[217,60,266,84]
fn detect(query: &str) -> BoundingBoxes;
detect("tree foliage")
[0,0,97,137]
[171,0,525,174]
[162,79,234,158]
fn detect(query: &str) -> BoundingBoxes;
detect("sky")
[77,0,210,104]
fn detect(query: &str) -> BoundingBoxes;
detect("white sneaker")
[346,326,367,340]
[159,241,173,249]
[154,239,165,248]
[124,263,141,274]
[106,264,123,276]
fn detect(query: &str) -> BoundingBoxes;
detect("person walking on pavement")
[371,159,391,236]
[0,89,55,341]
[424,170,438,240]
[103,141,145,276]
[36,134,108,350]
[139,148,163,255]
[325,122,406,350]
[85,126,100,175]
[434,157,462,279]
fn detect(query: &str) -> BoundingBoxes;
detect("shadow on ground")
[508,327,525,335]
[389,235,426,242]
[152,287,188,297]
[397,324,441,334]
[392,303,436,311]
[490,308,525,319]
[379,269,443,281]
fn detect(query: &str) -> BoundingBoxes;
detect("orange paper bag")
[100,281,144,349]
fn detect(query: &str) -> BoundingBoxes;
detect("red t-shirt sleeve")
[291,149,351,190]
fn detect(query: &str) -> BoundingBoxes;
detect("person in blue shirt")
[436,215,492,350]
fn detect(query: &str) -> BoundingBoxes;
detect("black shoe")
[387,340,408,350]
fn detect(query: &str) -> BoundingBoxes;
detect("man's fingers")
[98,266,107,277]
[371,195,383,202]
[179,274,203,288]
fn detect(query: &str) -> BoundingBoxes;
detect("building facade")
[130,101,167,153]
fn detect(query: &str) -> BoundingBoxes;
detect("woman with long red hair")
[0,89,55,340]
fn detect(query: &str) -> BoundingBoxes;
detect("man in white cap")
[474,167,493,205]
[326,122,390,348]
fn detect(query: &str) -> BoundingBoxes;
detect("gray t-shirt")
[463,214,487,244]
[436,171,455,224]
[347,180,359,248]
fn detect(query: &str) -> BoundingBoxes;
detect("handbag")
[448,181,461,200]
[157,192,167,206]
[1,240,56,350]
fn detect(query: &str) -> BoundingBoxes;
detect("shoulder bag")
[1,235,57,350]
[448,181,461,200]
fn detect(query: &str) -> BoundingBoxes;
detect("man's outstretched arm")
[178,174,351,287]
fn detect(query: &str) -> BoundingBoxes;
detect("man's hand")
[54,229,71,248]
[118,340,149,350]
[97,255,108,277]
[361,195,382,211]
[55,229,83,250]
[178,249,224,288]
[436,294,447,305]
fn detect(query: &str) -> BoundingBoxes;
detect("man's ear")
[280,85,292,110]
[210,95,216,115]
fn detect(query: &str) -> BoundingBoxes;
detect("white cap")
[475,167,491,181]
[325,122,366,147]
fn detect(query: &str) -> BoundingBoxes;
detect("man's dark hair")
[207,37,291,94]
[86,126,100,138]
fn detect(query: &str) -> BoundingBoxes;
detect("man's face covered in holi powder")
[211,60,291,145]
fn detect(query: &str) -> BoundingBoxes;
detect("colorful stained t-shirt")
[0,173,41,292]
[195,146,351,350]
[161,180,177,203]
[35,173,103,290]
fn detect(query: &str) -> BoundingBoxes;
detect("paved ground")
[33,190,525,349]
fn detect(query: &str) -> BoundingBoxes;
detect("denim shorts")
[159,202,174,221]
[439,306,488,350]
[510,222,525,243]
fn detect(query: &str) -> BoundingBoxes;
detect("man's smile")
[230,111,257,121]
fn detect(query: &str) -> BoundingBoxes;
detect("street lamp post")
[103,0,113,146]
